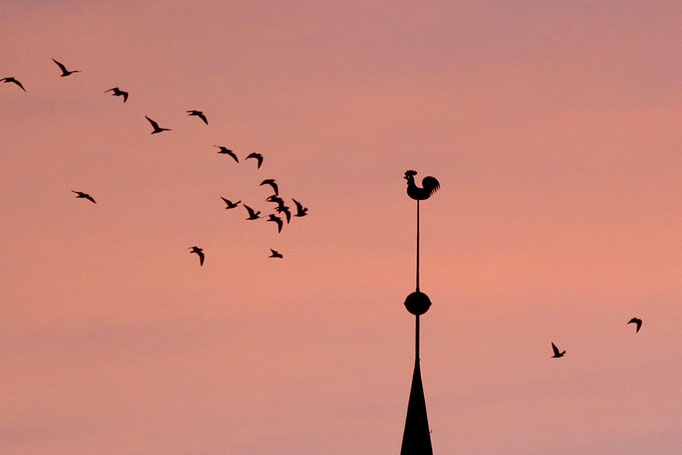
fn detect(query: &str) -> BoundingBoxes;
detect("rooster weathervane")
[400,169,440,455]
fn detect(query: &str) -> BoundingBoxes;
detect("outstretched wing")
[551,343,560,356]
[145,116,159,129]
[52,58,68,73]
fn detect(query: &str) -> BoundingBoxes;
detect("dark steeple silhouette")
[400,169,439,455]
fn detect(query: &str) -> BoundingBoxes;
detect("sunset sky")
[1,1,680,454]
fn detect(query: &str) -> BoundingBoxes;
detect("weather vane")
[400,169,440,455]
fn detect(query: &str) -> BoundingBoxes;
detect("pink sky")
[1,1,680,454]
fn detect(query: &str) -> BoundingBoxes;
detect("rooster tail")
[421,176,440,197]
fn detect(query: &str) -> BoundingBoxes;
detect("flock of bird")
[3,59,309,266]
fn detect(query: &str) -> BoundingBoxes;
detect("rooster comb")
[404,170,417,177]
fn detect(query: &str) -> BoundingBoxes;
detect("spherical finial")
[404,291,432,315]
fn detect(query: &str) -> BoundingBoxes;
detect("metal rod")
[416,315,420,360]
[416,200,420,292]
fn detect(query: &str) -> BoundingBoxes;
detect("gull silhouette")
[292,198,308,217]
[72,190,96,204]
[628,317,642,333]
[220,197,241,209]
[551,342,566,358]
[269,249,283,259]
[244,205,261,220]
[145,116,171,134]
[188,246,204,266]
[105,87,128,103]
[52,58,80,77]
[1,77,26,92]
[260,179,278,196]
[187,110,208,125]
[215,145,238,162]
[404,170,440,200]
[267,214,283,233]
[246,152,263,169]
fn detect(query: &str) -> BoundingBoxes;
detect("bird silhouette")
[187,110,208,125]
[1,77,26,92]
[260,179,278,196]
[267,214,283,233]
[220,197,241,209]
[278,204,291,224]
[628,317,642,333]
[244,205,261,220]
[145,116,171,134]
[246,152,263,169]
[72,190,96,204]
[292,198,308,217]
[188,246,204,266]
[551,342,566,358]
[105,87,128,103]
[404,170,440,200]
[215,145,238,162]
[52,59,80,77]
[269,248,283,259]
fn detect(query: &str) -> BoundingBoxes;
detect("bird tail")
[421,176,440,197]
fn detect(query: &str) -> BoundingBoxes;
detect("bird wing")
[198,112,208,124]
[293,198,303,212]
[198,251,205,266]
[244,205,255,216]
[52,59,68,73]
[122,91,128,103]
[105,88,115,93]
[145,116,159,129]
[551,343,560,356]
[7,78,26,91]
[84,194,96,204]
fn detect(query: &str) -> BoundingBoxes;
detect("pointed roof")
[400,360,433,455]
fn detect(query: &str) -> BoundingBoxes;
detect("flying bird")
[267,214,284,233]
[187,110,208,125]
[105,87,128,103]
[278,204,291,224]
[628,317,642,333]
[404,170,440,200]
[52,58,80,77]
[244,205,261,220]
[215,145,238,162]
[292,198,308,217]
[71,190,96,204]
[1,77,26,92]
[145,116,171,134]
[551,342,566,358]
[220,197,241,209]
[269,249,283,259]
[188,246,204,266]
[246,152,263,169]
[260,179,278,196]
